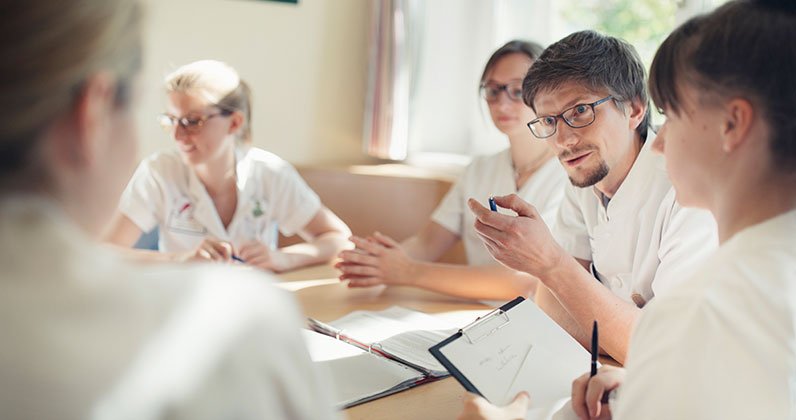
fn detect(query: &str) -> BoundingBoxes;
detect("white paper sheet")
[301,330,422,408]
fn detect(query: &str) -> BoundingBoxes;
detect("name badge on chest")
[166,198,207,236]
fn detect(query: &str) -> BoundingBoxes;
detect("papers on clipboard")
[429,297,590,417]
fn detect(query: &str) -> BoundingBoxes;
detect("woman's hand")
[336,232,418,288]
[458,392,530,420]
[571,366,625,420]
[238,241,291,272]
[184,238,235,262]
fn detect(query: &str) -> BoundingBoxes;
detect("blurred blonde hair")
[165,60,253,144]
[0,0,142,185]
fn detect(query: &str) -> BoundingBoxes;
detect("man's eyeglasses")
[480,81,524,103]
[526,95,614,139]
[158,110,232,134]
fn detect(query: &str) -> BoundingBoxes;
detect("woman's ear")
[228,111,245,136]
[721,98,754,154]
[67,71,117,168]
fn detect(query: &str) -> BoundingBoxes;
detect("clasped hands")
[335,231,416,287]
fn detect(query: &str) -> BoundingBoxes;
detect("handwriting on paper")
[478,344,519,371]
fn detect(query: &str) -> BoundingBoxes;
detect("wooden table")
[277,264,492,420]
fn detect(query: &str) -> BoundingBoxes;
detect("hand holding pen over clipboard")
[429,297,591,419]
[568,321,623,420]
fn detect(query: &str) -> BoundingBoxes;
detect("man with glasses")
[467,30,717,364]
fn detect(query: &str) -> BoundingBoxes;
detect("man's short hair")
[523,30,650,140]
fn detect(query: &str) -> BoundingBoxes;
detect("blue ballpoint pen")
[488,196,497,212]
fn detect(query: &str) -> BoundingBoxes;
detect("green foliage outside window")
[562,0,676,67]
[561,0,677,125]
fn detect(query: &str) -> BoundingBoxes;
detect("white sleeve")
[650,191,718,297]
[93,270,340,420]
[118,158,164,233]
[614,296,706,419]
[429,173,466,237]
[270,163,322,237]
[171,306,340,420]
[615,292,783,420]
[551,185,591,261]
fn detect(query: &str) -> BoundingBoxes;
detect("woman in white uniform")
[0,1,337,419]
[105,60,351,272]
[459,0,796,418]
[336,40,567,300]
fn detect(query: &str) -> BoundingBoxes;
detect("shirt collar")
[590,130,658,211]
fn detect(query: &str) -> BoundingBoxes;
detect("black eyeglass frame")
[158,108,234,133]
[526,95,614,139]
[479,81,524,103]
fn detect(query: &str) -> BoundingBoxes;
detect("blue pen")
[232,254,246,263]
[488,196,497,212]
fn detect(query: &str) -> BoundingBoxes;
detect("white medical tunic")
[0,197,338,420]
[120,147,321,251]
[551,133,718,307]
[432,149,567,266]
[615,209,796,419]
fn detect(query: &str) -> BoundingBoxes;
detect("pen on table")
[488,196,497,212]
[590,320,599,377]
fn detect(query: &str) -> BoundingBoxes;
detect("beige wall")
[137,0,372,166]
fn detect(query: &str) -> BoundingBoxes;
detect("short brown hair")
[523,31,650,140]
[649,0,796,172]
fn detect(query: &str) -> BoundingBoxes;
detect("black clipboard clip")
[459,307,511,344]
[429,296,526,398]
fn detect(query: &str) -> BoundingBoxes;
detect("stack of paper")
[301,330,423,408]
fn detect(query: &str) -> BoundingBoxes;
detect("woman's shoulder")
[463,148,511,174]
[239,146,295,173]
[138,149,184,172]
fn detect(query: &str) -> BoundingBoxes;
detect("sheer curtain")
[364,0,549,161]
[363,0,719,161]
[363,0,423,160]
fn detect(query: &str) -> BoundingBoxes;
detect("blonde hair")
[0,0,142,184]
[165,60,253,144]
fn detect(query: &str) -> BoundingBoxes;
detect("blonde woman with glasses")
[104,60,351,272]
[0,1,337,419]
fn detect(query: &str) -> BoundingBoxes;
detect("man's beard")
[569,160,609,187]
[559,147,610,188]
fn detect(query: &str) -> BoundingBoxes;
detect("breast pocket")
[166,209,207,236]
[162,209,208,253]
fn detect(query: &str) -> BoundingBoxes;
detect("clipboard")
[429,297,590,407]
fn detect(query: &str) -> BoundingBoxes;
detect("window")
[367,0,729,162]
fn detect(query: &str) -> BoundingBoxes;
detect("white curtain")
[364,0,550,160]
[364,0,710,160]
[363,0,424,160]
